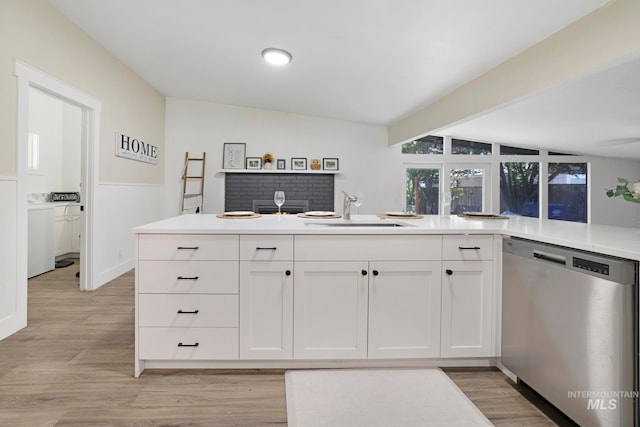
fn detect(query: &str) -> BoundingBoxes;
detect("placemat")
[376,214,423,219]
[216,213,262,219]
[297,213,342,219]
[457,213,508,219]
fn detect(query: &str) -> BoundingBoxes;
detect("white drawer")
[294,235,442,261]
[442,235,494,260]
[139,294,238,327]
[138,234,238,261]
[138,260,238,294]
[138,327,239,360]
[240,235,294,261]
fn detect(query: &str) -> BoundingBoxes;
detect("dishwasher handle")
[533,250,566,266]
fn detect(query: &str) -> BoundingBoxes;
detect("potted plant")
[262,153,275,170]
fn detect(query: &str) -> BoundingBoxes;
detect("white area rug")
[285,368,493,427]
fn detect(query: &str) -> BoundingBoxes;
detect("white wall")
[590,157,640,227]
[165,99,401,216]
[27,87,81,197]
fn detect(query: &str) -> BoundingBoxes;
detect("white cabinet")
[28,206,55,278]
[368,261,442,358]
[239,236,294,359]
[136,234,240,376]
[441,235,495,357]
[293,235,444,360]
[293,261,369,359]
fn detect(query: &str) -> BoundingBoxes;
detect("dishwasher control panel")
[572,257,609,276]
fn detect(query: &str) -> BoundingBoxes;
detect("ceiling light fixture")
[262,48,292,66]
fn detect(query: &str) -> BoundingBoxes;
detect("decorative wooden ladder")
[181,152,206,214]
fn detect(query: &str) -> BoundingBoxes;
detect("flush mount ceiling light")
[262,48,292,66]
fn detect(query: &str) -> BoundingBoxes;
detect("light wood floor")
[0,261,576,426]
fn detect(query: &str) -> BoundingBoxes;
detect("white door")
[441,260,494,357]
[368,261,442,358]
[239,261,293,359]
[293,261,368,359]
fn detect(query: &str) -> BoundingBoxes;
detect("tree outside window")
[406,168,439,214]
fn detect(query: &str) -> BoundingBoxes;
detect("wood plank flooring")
[0,261,576,426]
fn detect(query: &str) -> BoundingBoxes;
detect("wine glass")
[274,191,285,214]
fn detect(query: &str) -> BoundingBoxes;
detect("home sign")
[115,132,158,164]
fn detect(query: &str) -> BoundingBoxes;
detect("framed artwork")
[291,158,307,170]
[277,159,286,169]
[323,158,339,170]
[246,157,262,170]
[222,142,246,169]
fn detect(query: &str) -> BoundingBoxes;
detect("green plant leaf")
[618,177,629,184]
[622,194,640,203]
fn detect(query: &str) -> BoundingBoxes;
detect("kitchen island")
[132,214,640,376]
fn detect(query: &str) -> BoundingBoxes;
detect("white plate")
[384,211,416,217]
[304,211,336,217]
[223,211,255,217]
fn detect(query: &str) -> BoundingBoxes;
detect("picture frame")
[291,158,307,170]
[323,158,339,171]
[222,142,246,169]
[246,157,262,170]
[277,159,286,170]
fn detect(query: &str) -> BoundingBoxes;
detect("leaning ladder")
[181,152,206,214]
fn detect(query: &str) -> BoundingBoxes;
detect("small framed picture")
[291,158,307,170]
[222,142,246,169]
[277,159,286,170]
[246,157,262,170]
[323,158,339,170]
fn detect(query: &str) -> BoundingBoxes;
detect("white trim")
[0,176,17,181]
[15,61,102,299]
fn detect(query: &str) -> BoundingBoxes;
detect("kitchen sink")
[305,221,411,228]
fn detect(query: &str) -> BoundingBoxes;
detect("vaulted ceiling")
[49,0,640,158]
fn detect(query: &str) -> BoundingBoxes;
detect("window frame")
[401,136,590,222]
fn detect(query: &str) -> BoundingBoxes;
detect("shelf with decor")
[218,169,340,174]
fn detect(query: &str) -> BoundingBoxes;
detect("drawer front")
[138,260,238,294]
[138,327,238,360]
[138,234,238,260]
[442,235,494,260]
[138,294,239,327]
[294,235,442,261]
[240,235,294,261]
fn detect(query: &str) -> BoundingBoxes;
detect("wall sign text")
[116,132,158,164]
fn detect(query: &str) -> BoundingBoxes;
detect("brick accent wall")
[224,173,335,212]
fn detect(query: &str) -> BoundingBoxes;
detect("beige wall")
[0,0,165,183]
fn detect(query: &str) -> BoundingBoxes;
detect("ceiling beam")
[388,0,640,146]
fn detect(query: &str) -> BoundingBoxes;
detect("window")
[449,168,485,214]
[548,163,587,223]
[28,132,40,170]
[405,167,440,214]
[500,162,540,217]
[402,135,443,154]
[500,145,539,155]
[452,139,492,155]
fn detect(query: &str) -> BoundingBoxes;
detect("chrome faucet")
[342,191,358,220]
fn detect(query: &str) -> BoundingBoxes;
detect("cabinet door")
[240,261,293,359]
[441,260,494,357]
[293,261,368,359]
[368,261,442,358]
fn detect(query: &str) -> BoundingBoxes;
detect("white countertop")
[133,214,640,261]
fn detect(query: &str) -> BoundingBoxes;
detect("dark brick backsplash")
[225,173,335,212]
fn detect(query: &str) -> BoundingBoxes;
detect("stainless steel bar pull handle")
[177,309,199,314]
[533,250,566,265]
[458,246,481,250]
[177,246,199,250]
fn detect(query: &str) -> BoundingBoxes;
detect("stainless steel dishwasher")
[502,237,638,427]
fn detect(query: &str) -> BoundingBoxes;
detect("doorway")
[16,62,101,292]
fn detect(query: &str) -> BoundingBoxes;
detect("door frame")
[15,61,101,296]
